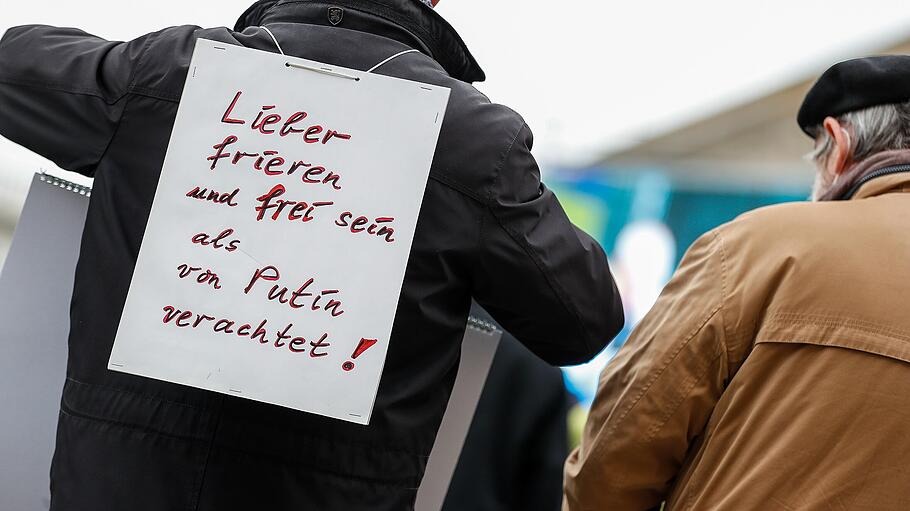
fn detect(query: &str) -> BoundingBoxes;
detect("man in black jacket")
[0,1,623,509]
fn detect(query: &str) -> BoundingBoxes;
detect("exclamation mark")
[342,338,378,372]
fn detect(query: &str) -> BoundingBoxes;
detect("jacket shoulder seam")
[127,86,181,103]
[763,312,910,343]
[125,29,183,103]
[428,171,485,203]
[93,95,134,170]
[93,31,161,168]
[484,205,591,349]
[126,29,159,92]
[644,350,722,442]
[755,337,910,366]
[0,77,116,102]
[488,120,527,202]
[603,304,723,441]
[713,230,735,371]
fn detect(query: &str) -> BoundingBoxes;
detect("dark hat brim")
[798,55,910,137]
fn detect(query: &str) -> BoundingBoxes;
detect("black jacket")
[0,1,623,509]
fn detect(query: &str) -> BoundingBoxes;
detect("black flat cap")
[797,55,910,137]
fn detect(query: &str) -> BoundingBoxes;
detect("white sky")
[3,0,910,170]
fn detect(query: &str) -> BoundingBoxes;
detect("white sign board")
[110,39,450,424]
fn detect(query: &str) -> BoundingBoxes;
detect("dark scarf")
[819,148,910,200]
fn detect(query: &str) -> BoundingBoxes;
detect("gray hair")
[806,100,910,164]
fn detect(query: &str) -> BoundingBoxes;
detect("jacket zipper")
[842,163,910,200]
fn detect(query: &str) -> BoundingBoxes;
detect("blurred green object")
[567,403,588,450]
[550,185,610,239]
[550,169,805,263]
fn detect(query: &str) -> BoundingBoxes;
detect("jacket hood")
[235,1,281,32]
[234,0,485,83]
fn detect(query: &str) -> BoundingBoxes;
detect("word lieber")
[244,264,345,317]
[161,305,330,356]
[207,135,343,190]
[220,91,352,144]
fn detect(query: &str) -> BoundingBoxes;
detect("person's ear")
[823,116,852,177]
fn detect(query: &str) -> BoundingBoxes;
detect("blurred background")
[4,0,910,483]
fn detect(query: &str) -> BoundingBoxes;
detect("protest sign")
[110,39,450,424]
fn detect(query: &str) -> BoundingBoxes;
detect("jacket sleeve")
[563,229,733,511]
[471,122,624,366]
[0,25,149,176]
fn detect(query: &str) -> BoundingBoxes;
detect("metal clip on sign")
[285,61,361,81]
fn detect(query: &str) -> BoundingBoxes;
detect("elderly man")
[0,1,623,509]
[563,56,910,510]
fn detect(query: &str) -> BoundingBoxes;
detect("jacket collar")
[241,0,485,83]
[850,168,910,200]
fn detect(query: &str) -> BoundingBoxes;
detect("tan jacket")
[564,173,910,511]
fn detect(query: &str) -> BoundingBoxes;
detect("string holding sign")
[262,25,361,81]
[261,25,421,78]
